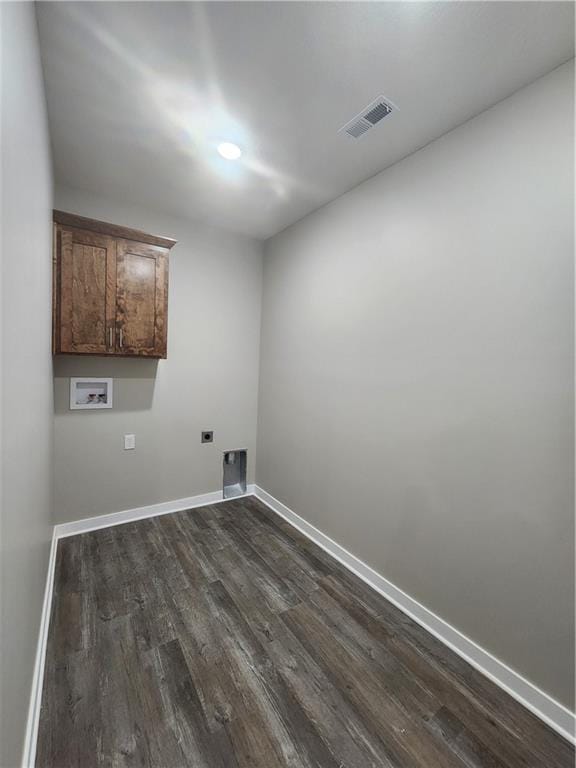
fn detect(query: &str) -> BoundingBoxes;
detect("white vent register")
[339,96,397,139]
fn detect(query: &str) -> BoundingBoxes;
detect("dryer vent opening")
[223,449,247,499]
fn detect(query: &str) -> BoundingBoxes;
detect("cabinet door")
[58,227,117,354]
[115,239,168,357]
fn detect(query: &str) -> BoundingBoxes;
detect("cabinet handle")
[119,328,123,348]
[109,327,113,347]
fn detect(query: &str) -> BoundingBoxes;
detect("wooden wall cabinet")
[52,211,176,358]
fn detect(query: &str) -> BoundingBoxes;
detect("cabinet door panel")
[59,227,116,354]
[116,239,168,357]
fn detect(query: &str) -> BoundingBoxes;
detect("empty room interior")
[1,1,575,766]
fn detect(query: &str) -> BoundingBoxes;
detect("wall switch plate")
[124,434,136,450]
[201,430,214,444]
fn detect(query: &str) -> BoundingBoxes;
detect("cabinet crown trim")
[53,210,177,249]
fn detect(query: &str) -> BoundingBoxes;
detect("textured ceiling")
[36,2,574,239]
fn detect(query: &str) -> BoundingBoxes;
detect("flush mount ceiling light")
[217,142,242,160]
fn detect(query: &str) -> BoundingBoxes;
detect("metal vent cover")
[339,96,396,139]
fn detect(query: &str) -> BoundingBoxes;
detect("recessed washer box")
[69,377,113,410]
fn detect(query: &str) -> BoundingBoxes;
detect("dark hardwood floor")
[37,497,573,767]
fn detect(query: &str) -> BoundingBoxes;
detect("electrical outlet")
[124,434,136,450]
[201,430,213,444]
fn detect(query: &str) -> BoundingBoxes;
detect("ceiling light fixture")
[217,142,242,160]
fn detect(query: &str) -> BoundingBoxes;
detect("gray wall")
[257,62,574,709]
[0,3,54,766]
[53,185,263,524]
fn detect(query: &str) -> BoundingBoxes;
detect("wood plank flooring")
[36,497,574,767]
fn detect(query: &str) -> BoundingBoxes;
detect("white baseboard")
[254,485,576,745]
[21,529,58,768]
[54,485,256,539]
[23,482,574,767]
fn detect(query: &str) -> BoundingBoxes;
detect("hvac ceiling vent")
[339,96,396,139]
